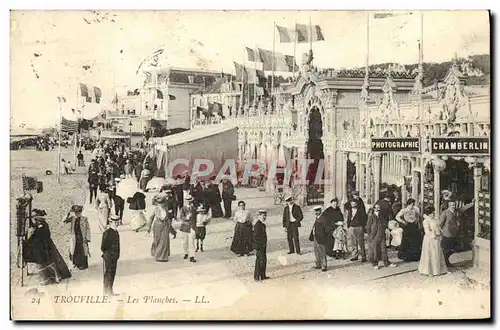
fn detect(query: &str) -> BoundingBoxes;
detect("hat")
[164,188,173,193]
[114,178,121,182]
[330,197,339,203]
[352,191,360,196]
[32,209,47,217]
[285,196,293,202]
[109,215,120,222]
[313,206,322,211]
[154,193,168,203]
[258,209,267,215]
[210,176,216,181]
[334,221,344,226]
[197,205,206,212]
[71,205,83,212]
[185,195,194,202]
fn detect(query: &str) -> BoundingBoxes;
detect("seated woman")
[23,209,71,285]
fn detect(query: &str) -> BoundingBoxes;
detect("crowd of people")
[21,138,475,294]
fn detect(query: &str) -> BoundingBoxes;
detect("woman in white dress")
[418,206,449,276]
[95,185,111,233]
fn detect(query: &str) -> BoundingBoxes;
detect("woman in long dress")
[95,185,111,233]
[418,205,449,276]
[230,201,254,256]
[395,198,423,262]
[128,190,148,232]
[24,209,71,285]
[148,193,175,262]
[64,205,91,270]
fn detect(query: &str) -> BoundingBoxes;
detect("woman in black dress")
[64,205,91,270]
[24,209,71,285]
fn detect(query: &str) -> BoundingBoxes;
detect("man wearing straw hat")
[101,215,121,296]
[282,196,303,255]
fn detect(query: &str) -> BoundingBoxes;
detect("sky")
[10,10,490,128]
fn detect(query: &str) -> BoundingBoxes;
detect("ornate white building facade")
[192,59,491,269]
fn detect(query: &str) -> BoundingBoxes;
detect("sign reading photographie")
[371,138,420,152]
[431,137,490,155]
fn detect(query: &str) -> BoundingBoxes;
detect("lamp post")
[129,120,133,151]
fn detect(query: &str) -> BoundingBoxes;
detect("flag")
[258,48,297,72]
[296,24,325,43]
[246,47,260,62]
[79,83,89,98]
[112,93,119,104]
[57,96,66,103]
[93,87,102,104]
[276,25,295,43]
[61,117,78,133]
[156,89,163,99]
[169,95,176,100]
[80,84,102,103]
[233,62,264,84]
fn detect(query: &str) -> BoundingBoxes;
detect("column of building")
[373,154,382,202]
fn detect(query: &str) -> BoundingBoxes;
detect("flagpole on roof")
[253,44,257,107]
[271,21,275,111]
[309,15,313,53]
[365,12,370,81]
[293,20,297,81]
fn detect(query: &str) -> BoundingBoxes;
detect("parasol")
[115,178,140,200]
[146,177,177,192]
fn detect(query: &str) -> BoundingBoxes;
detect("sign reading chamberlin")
[431,137,490,154]
[371,138,420,152]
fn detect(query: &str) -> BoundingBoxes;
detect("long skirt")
[210,201,224,218]
[140,177,149,191]
[418,234,448,276]
[398,222,423,261]
[130,210,147,231]
[24,236,72,284]
[39,240,72,284]
[230,222,254,255]
[97,207,109,233]
[72,222,89,270]
[151,220,171,262]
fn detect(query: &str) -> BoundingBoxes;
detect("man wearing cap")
[282,196,303,255]
[375,191,394,223]
[101,215,121,296]
[253,210,269,281]
[179,195,198,262]
[309,206,328,272]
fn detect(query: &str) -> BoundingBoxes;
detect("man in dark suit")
[309,206,328,271]
[375,191,393,223]
[322,197,344,257]
[282,196,303,255]
[347,199,367,262]
[101,215,121,296]
[253,210,269,281]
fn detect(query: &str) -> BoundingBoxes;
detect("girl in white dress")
[418,206,449,276]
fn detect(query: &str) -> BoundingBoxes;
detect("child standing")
[195,205,211,252]
[332,221,348,259]
[388,220,403,249]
